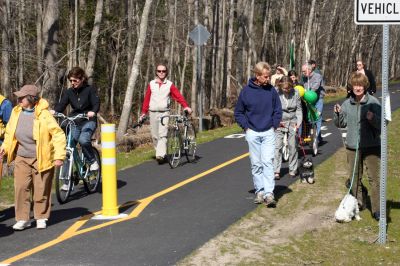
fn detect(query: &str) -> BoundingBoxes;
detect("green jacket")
[333,94,381,150]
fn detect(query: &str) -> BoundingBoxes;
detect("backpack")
[0,95,7,139]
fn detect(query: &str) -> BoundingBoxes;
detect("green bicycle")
[53,112,101,204]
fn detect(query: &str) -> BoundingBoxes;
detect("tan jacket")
[1,99,66,172]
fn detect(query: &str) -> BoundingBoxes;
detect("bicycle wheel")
[55,153,73,204]
[310,123,318,156]
[184,122,197,163]
[167,127,182,168]
[83,148,101,193]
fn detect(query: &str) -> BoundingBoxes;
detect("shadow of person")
[386,200,400,224]
[0,223,13,237]
[274,185,293,201]
[47,206,92,226]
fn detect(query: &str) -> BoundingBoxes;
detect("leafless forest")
[1,0,399,137]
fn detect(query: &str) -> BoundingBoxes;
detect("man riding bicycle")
[51,67,100,171]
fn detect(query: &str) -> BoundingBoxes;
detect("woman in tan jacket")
[0,85,66,230]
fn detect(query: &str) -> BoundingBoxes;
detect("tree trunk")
[36,1,43,78]
[1,0,11,97]
[190,0,198,116]
[322,0,338,74]
[41,0,59,106]
[85,0,103,85]
[225,0,235,108]
[17,0,25,87]
[303,0,316,64]
[246,0,255,79]
[117,0,153,139]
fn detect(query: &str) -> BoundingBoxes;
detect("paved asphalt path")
[1,85,399,265]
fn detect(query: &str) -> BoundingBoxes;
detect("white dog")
[335,194,361,223]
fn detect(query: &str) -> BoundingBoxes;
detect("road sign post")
[189,24,210,132]
[354,0,398,244]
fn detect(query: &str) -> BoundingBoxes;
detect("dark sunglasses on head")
[157,70,167,73]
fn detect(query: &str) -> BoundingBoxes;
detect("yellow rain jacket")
[1,98,66,172]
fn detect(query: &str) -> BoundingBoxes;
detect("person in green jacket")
[333,72,381,221]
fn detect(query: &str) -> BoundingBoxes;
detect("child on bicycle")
[139,62,192,164]
[274,76,303,179]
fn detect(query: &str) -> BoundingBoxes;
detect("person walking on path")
[0,85,66,230]
[301,63,325,144]
[0,93,12,145]
[234,62,282,207]
[356,60,376,96]
[274,76,302,180]
[139,62,192,164]
[51,67,100,172]
[333,72,381,221]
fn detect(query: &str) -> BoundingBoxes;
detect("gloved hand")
[183,107,192,115]
[139,114,147,123]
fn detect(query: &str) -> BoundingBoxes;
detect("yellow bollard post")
[93,124,127,220]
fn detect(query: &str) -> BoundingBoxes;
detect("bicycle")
[278,122,291,162]
[53,112,101,204]
[161,111,197,168]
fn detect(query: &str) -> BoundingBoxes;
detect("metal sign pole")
[197,45,203,132]
[378,24,389,244]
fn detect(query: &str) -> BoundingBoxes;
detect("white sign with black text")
[355,0,400,24]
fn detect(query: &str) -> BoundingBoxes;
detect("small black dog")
[299,157,315,184]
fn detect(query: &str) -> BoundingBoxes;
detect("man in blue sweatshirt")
[234,62,282,207]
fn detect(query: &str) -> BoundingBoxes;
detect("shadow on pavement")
[48,206,92,226]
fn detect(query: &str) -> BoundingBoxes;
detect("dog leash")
[297,130,307,158]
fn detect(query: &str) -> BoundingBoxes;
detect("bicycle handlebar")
[52,112,91,121]
[160,113,190,126]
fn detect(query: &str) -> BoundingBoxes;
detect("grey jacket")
[278,89,303,127]
[334,94,381,149]
[302,72,325,98]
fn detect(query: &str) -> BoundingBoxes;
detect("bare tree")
[41,0,59,105]
[85,0,103,84]
[117,0,153,139]
[1,0,11,96]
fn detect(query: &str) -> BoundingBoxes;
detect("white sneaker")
[61,184,69,191]
[89,161,99,171]
[13,220,31,231]
[254,192,264,204]
[36,219,47,229]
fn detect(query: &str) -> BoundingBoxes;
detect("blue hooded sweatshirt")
[234,78,282,132]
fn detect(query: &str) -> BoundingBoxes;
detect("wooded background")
[1,0,399,137]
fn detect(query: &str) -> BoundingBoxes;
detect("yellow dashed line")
[1,152,249,265]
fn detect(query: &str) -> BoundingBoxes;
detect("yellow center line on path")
[1,152,249,265]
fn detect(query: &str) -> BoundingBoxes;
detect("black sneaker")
[373,212,380,221]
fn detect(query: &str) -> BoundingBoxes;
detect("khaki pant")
[14,156,54,221]
[149,111,169,158]
[346,147,380,214]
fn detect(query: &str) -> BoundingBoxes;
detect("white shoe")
[89,161,99,171]
[36,219,47,229]
[61,184,69,191]
[13,220,31,231]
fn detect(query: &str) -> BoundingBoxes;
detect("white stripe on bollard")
[102,158,116,165]
[101,125,116,133]
[101,142,116,149]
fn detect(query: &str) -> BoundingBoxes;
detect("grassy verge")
[0,124,242,210]
[179,109,400,265]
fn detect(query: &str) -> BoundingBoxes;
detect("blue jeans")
[315,97,324,142]
[245,128,275,197]
[71,121,97,163]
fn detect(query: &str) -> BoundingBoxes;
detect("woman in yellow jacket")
[0,85,66,230]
